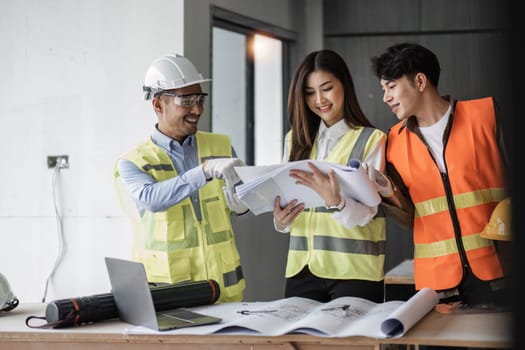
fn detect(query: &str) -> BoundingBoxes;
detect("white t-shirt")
[419,103,452,173]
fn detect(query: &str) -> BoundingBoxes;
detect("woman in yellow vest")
[273,49,388,303]
[370,42,511,309]
[114,54,248,303]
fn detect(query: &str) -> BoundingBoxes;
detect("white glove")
[203,158,244,184]
[367,166,395,198]
[222,179,249,214]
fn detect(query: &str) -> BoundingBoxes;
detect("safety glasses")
[162,92,208,108]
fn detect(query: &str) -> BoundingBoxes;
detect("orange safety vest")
[386,97,506,291]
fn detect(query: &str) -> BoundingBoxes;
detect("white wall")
[0,0,322,305]
[0,0,185,302]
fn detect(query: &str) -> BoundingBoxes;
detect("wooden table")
[0,303,512,350]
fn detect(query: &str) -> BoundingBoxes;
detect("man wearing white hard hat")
[114,53,248,302]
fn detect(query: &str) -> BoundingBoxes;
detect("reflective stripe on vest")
[285,127,387,281]
[289,235,386,255]
[414,188,505,218]
[387,97,505,290]
[114,131,245,302]
[414,233,493,258]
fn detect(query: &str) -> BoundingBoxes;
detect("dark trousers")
[438,268,510,309]
[285,266,384,303]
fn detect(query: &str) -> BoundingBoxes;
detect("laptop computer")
[104,257,222,331]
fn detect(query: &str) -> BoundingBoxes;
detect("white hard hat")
[142,53,211,100]
[0,272,18,312]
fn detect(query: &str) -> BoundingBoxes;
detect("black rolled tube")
[45,279,220,326]
[150,279,220,311]
[45,293,118,325]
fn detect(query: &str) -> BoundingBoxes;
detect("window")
[211,8,295,165]
[211,27,250,162]
[253,34,283,165]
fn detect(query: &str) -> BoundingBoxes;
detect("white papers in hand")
[234,159,381,215]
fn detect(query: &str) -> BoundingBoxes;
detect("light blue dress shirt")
[117,126,235,220]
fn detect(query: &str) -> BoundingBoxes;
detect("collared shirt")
[117,126,210,219]
[316,119,349,160]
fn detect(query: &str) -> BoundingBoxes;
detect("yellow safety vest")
[286,127,387,281]
[114,131,245,302]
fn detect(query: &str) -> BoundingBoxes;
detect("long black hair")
[287,49,374,161]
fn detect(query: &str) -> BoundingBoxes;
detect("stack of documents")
[234,159,381,215]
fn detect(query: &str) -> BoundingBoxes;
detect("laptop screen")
[104,257,222,331]
[105,257,159,330]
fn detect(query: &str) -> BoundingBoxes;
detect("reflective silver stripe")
[289,236,308,251]
[223,265,244,287]
[314,235,386,256]
[142,164,174,171]
[201,196,232,245]
[289,235,385,256]
[348,127,374,161]
[312,206,330,213]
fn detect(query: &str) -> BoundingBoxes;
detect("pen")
[321,304,351,316]
[237,309,278,315]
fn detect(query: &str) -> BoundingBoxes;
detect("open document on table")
[233,159,381,215]
[124,288,440,338]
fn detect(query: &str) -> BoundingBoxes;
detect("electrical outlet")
[47,155,69,169]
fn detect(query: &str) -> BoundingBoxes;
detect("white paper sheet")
[125,288,439,339]
[234,159,381,215]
